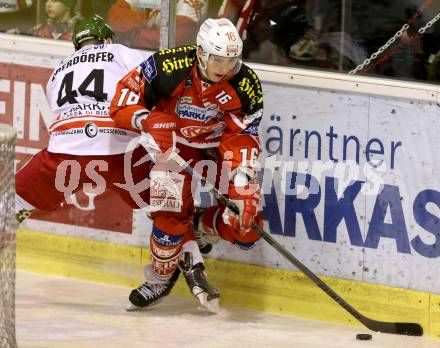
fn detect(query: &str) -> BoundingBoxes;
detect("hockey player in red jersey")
[110,17,264,312]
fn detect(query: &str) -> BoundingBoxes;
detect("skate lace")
[137,283,166,300]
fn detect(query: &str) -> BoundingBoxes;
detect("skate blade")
[195,293,220,314]
[126,299,161,312]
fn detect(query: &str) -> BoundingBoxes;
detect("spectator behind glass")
[108,0,208,50]
[354,0,426,79]
[220,0,427,78]
[29,0,79,40]
[292,0,368,71]
[218,0,314,66]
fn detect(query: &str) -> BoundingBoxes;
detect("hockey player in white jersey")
[15,15,150,220]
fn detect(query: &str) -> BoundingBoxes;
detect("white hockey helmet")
[196,18,243,71]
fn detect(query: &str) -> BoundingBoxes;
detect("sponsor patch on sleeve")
[243,109,263,125]
[140,55,157,83]
[240,118,261,136]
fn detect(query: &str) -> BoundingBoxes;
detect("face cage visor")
[208,54,241,72]
[198,48,242,77]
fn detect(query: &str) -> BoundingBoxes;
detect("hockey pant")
[15,147,151,220]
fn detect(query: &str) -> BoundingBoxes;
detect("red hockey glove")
[222,171,261,235]
[140,111,177,161]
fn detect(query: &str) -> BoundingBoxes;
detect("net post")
[0,124,17,348]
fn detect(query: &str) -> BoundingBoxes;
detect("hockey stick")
[171,153,423,336]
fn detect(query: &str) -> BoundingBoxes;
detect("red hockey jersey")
[110,45,263,170]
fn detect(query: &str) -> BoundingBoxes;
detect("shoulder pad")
[228,64,263,115]
[143,46,197,95]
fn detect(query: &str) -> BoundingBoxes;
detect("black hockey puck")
[356,333,372,340]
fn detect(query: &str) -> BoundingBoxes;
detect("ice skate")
[192,207,221,254]
[126,266,180,311]
[178,251,220,313]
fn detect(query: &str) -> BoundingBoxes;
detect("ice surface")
[16,271,438,348]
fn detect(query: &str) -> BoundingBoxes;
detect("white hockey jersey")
[47,44,149,155]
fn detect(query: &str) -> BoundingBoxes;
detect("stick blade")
[394,323,423,336]
[363,318,423,336]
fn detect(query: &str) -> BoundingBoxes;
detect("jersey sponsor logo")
[61,104,110,118]
[158,45,196,56]
[84,122,98,138]
[175,101,218,123]
[122,68,143,93]
[152,226,183,247]
[140,55,157,83]
[162,56,196,75]
[243,109,263,125]
[238,70,263,111]
[51,129,84,136]
[181,122,225,138]
[151,241,180,259]
[149,172,184,213]
[240,118,260,136]
[98,128,127,136]
[152,122,176,129]
[151,254,179,277]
